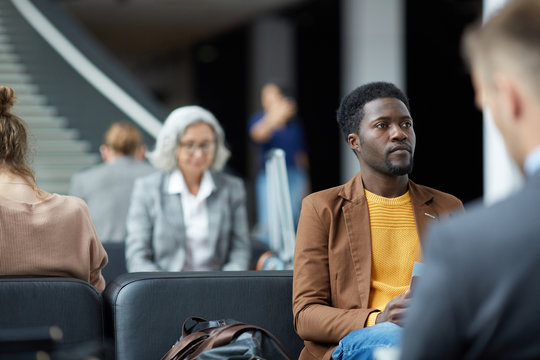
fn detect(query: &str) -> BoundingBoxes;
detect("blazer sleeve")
[125,177,161,272]
[222,178,250,271]
[293,195,369,344]
[401,222,461,360]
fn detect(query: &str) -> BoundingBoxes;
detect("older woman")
[125,106,250,272]
[0,85,107,291]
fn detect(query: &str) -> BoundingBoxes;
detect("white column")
[340,0,405,183]
[482,0,524,205]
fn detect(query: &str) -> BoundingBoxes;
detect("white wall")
[340,0,405,183]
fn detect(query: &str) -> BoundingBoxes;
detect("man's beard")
[385,157,414,176]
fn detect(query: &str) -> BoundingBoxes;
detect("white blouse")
[167,169,217,270]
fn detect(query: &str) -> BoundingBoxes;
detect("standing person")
[125,105,250,272]
[292,82,463,360]
[0,85,107,291]
[402,1,540,358]
[70,122,155,243]
[249,82,309,243]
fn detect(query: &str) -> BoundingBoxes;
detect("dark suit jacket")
[402,171,540,360]
[293,172,464,360]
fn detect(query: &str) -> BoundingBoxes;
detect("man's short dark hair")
[336,82,410,140]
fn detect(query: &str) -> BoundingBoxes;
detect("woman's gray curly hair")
[146,106,230,171]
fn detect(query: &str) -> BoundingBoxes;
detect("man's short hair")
[104,122,143,156]
[336,82,410,140]
[462,0,540,94]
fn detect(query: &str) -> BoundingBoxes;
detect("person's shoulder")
[304,184,344,204]
[135,160,155,172]
[412,183,463,206]
[72,162,108,181]
[212,171,244,188]
[135,170,164,185]
[429,187,538,245]
[51,194,91,215]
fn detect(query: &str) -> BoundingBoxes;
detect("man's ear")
[100,144,110,162]
[494,72,523,121]
[470,72,485,110]
[347,133,360,151]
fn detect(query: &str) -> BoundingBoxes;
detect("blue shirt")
[248,112,307,170]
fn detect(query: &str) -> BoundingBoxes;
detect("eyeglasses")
[178,141,216,155]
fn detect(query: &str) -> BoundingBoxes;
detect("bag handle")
[160,330,211,360]
[182,316,209,337]
[162,317,226,360]
[189,323,289,359]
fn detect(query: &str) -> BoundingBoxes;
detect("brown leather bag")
[161,317,290,360]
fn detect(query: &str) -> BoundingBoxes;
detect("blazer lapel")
[206,175,222,252]
[340,173,372,308]
[409,180,437,247]
[161,174,186,245]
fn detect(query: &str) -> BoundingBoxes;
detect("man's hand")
[375,289,411,326]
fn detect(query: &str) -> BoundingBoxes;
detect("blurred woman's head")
[104,122,144,156]
[147,106,230,175]
[0,85,35,184]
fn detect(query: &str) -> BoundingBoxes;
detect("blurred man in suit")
[70,122,154,243]
[402,1,540,358]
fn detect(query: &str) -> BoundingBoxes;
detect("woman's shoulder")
[135,170,165,184]
[211,171,244,188]
[54,194,90,212]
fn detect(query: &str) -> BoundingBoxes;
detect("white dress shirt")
[167,169,217,270]
[524,145,540,178]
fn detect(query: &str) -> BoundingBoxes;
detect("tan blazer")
[292,172,464,360]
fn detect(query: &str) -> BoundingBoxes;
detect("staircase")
[0,3,99,194]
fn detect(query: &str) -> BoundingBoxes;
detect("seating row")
[0,271,303,360]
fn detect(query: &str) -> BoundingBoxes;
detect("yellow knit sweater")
[364,189,421,326]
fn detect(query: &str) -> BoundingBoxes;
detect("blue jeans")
[331,322,402,360]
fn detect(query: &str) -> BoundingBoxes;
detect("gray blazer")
[69,156,155,243]
[125,171,251,272]
[402,171,540,359]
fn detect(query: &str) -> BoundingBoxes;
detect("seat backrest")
[0,276,104,354]
[104,271,303,360]
[101,242,127,283]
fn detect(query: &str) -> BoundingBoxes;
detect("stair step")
[34,154,100,167]
[5,83,39,93]
[0,53,18,62]
[33,140,91,153]
[13,105,57,116]
[1,72,31,83]
[0,42,14,52]
[30,128,79,140]
[14,93,47,106]
[24,115,67,128]
[34,168,82,181]
[0,63,25,72]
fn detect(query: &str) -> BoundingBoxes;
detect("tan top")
[0,193,108,292]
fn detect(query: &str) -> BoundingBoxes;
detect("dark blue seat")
[0,276,104,358]
[101,242,127,284]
